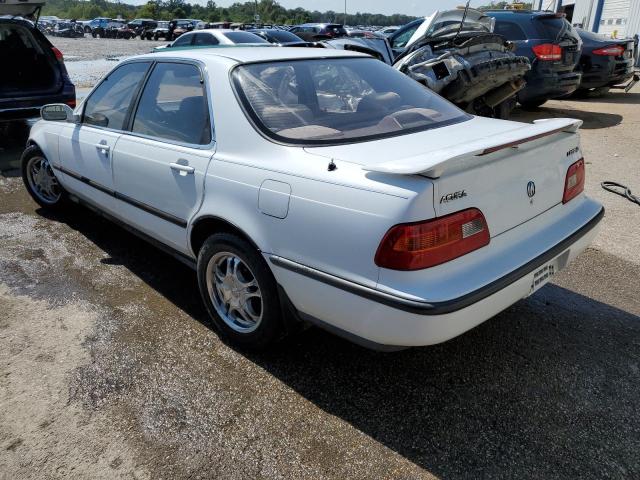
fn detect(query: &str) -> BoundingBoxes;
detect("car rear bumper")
[580,63,635,90]
[519,70,582,103]
[270,199,604,349]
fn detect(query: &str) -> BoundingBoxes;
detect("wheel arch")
[189,215,262,258]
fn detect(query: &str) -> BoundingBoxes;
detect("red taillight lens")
[593,45,625,56]
[65,99,76,108]
[375,208,490,271]
[51,47,64,62]
[563,158,585,204]
[532,43,562,61]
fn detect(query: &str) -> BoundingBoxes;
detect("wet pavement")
[1,90,639,478]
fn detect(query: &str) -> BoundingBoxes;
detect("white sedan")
[23,47,603,350]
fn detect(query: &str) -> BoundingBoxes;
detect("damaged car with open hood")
[322,7,531,118]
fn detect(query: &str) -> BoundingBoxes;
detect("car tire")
[21,145,68,210]
[588,86,610,98]
[197,233,285,350]
[519,99,547,110]
[91,32,97,38]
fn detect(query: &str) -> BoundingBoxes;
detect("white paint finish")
[599,0,632,36]
[111,134,213,252]
[57,124,120,207]
[29,47,604,347]
[258,180,291,219]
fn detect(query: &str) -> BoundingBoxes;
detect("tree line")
[42,0,417,26]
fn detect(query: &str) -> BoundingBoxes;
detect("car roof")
[143,46,367,64]
[485,9,561,17]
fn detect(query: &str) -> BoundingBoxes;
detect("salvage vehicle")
[486,10,583,109]
[0,13,76,120]
[154,29,269,52]
[289,23,347,40]
[247,29,311,46]
[128,18,156,38]
[103,20,135,39]
[23,48,603,350]
[149,21,169,40]
[573,29,638,96]
[342,8,531,118]
[51,21,84,38]
[88,17,111,38]
[169,19,206,40]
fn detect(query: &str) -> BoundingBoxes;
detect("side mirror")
[41,104,76,123]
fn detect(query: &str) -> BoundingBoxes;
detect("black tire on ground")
[519,99,547,110]
[91,32,97,38]
[197,233,285,350]
[21,145,68,210]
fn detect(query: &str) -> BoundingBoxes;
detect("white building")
[534,0,640,38]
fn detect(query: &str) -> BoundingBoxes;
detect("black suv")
[486,10,582,109]
[0,17,75,120]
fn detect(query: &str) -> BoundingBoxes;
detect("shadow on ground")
[0,120,31,176]
[37,204,640,479]
[512,105,623,129]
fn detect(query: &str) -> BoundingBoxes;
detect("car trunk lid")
[305,116,582,237]
[534,14,582,71]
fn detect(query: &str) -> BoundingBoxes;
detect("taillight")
[593,45,625,56]
[65,99,76,108]
[532,43,562,61]
[375,208,490,271]
[51,47,64,62]
[563,158,585,204]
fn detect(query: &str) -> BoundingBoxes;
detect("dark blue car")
[486,10,583,109]
[574,29,637,96]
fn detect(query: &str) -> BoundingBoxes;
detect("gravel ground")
[51,36,168,88]
[0,62,639,478]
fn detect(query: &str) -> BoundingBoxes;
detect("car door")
[57,61,151,210]
[111,61,214,254]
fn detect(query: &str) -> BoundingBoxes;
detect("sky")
[186,1,486,17]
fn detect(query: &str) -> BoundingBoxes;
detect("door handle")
[169,162,195,174]
[95,143,110,154]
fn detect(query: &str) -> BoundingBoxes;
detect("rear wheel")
[197,233,285,350]
[21,146,67,209]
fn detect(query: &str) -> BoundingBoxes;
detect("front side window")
[132,62,211,145]
[233,58,468,145]
[83,62,150,130]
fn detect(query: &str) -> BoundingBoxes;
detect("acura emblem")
[527,181,536,198]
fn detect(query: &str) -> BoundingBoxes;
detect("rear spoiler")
[363,118,582,178]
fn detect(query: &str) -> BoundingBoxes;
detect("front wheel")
[21,146,67,209]
[197,233,285,350]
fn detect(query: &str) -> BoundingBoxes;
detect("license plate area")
[527,249,570,296]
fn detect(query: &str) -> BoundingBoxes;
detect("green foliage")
[476,1,533,11]
[41,0,416,26]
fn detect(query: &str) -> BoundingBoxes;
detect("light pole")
[344,0,347,25]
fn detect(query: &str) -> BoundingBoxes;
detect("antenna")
[451,0,471,45]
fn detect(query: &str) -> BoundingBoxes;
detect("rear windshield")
[233,57,468,145]
[223,31,268,44]
[535,16,569,39]
[265,30,303,43]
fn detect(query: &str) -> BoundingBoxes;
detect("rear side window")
[494,21,527,40]
[83,62,150,130]
[391,24,419,49]
[194,33,219,46]
[132,62,211,145]
[223,31,267,44]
